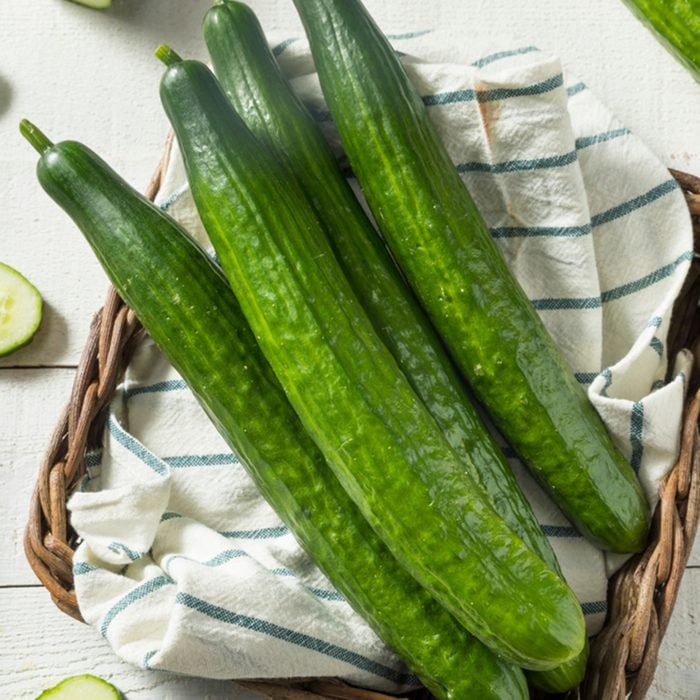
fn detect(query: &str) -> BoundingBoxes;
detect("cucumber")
[21,120,528,699]
[203,6,588,689]
[0,261,42,357]
[620,0,700,81]
[293,0,650,555]
[156,51,585,669]
[204,0,560,582]
[36,674,122,699]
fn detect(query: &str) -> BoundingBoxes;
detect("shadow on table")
[0,74,12,118]
[0,300,71,369]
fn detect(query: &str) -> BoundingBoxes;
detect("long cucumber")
[203,0,560,582]
[156,51,585,670]
[202,5,588,689]
[293,0,650,555]
[21,120,529,699]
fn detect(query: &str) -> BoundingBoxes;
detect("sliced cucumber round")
[0,261,43,357]
[66,0,112,9]
[36,674,122,699]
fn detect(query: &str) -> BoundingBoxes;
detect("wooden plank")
[648,568,700,699]
[0,587,262,700]
[0,369,75,586]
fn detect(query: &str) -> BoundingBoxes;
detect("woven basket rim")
[22,140,700,700]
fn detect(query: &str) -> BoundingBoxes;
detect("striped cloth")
[68,32,693,690]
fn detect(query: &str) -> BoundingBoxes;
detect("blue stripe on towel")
[221,526,290,539]
[312,72,565,122]
[386,29,433,40]
[630,403,645,472]
[471,46,539,68]
[574,371,599,385]
[101,575,171,638]
[272,37,298,56]
[108,415,168,476]
[165,550,248,573]
[270,568,345,602]
[162,453,240,468]
[161,511,182,522]
[531,251,692,310]
[650,337,664,357]
[424,73,563,106]
[165,552,345,603]
[143,650,158,670]
[566,82,587,97]
[591,179,679,228]
[73,562,99,576]
[541,525,580,538]
[176,592,418,685]
[457,150,576,174]
[575,128,631,150]
[495,179,680,240]
[85,450,103,468]
[600,251,693,303]
[581,600,607,615]
[107,542,145,561]
[531,295,601,311]
[491,223,591,239]
[124,379,188,399]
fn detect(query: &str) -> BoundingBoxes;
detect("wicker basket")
[23,142,700,699]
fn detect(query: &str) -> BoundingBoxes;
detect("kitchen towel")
[68,31,694,691]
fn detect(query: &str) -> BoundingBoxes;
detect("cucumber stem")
[155,44,183,66]
[19,119,54,154]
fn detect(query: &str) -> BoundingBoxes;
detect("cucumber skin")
[159,58,586,670]
[204,0,561,580]
[293,0,650,555]
[33,141,528,699]
[621,0,700,81]
[204,5,588,689]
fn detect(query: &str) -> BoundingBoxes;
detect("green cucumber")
[156,51,585,669]
[22,120,527,699]
[36,674,122,699]
[203,5,588,688]
[0,261,42,357]
[293,0,650,555]
[620,0,700,81]
[204,0,559,573]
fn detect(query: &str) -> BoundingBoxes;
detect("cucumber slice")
[36,674,122,699]
[0,262,43,357]
[66,0,112,9]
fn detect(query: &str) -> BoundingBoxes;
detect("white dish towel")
[68,32,694,692]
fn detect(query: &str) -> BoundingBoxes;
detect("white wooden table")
[1,1,698,698]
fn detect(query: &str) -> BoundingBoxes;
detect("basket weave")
[23,140,700,699]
